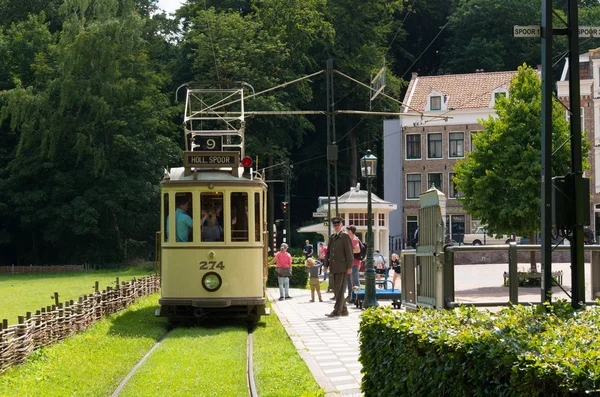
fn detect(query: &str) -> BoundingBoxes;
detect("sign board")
[513,25,541,37]
[312,212,328,218]
[579,26,600,38]
[194,136,222,151]
[514,25,600,38]
[184,151,239,168]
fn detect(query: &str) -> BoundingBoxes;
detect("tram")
[156,82,268,322]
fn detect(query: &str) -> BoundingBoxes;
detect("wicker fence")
[0,265,86,274]
[0,275,160,374]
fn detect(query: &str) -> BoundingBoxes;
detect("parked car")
[462,227,519,245]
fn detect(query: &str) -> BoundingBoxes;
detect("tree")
[453,65,586,271]
[0,0,180,264]
[441,0,541,74]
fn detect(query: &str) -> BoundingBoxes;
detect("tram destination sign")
[184,151,239,168]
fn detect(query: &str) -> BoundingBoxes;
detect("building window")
[348,213,373,226]
[407,174,422,199]
[494,92,506,100]
[428,173,442,190]
[406,134,421,159]
[378,213,385,226]
[407,216,418,246]
[427,133,442,159]
[470,132,478,153]
[430,96,442,111]
[449,173,462,198]
[449,132,464,157]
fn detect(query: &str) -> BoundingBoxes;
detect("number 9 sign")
[197,136,223,151]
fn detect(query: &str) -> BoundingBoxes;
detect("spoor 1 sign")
[513,25,541,37]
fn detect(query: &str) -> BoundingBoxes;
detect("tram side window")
[201,192,224,242]
[231,192,248,241]
[254,192,261,242]
[163,193,169,242]
[167,192,193,242]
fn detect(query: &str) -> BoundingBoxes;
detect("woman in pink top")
[268,243,293,300]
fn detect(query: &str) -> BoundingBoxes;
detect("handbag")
[276,266,292,277]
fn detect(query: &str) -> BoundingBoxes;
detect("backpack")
[354,240,367,260]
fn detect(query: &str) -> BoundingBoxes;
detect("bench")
[502,270,563,287]
[353,280,402,309]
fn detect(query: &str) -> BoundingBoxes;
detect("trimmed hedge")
[359,303,600,396]
[266,265,308,288]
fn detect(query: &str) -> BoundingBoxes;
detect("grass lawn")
[0,294,323,396]
[254,301,323,397]
[118,325,249,396]
[0,265,155,325]
[0,294,169,396]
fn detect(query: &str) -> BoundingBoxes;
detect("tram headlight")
[202,272,222,292]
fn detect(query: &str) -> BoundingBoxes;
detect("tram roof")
[162,167,267,187]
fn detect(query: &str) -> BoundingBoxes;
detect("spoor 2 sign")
[514,25,600,38]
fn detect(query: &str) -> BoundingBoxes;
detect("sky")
[156,0,184,14]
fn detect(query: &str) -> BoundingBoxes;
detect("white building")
[297,184,397,257]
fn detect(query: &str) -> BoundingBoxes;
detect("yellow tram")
[156,82,268,322]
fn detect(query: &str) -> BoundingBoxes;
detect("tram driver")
[166,195,193,242]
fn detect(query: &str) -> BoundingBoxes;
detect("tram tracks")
[112,322,259,397]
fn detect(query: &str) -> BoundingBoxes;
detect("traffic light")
[241,156,253,176]
[281,201,288,213]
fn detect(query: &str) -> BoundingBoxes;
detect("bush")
[359,303,600,396]
[266,265,308,289]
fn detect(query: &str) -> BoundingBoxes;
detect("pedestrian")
[268,243,293,301]
[323,217,353,317]
[305,257,323,302]
[345,225,362,303]
[303,240,314,259]
[391,253,401,288]
[318,242,328,281]
[374,249,387,283]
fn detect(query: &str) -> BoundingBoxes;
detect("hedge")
[266,265,308,289]
[359,303,600,396]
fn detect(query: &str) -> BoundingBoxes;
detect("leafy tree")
[453,65,586,271]
[0,0,180,264]
[441,0,541,74]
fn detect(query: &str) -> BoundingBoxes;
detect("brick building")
[384,70,518,245]
[557,48,600,240]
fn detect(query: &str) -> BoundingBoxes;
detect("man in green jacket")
[323,217,353,317]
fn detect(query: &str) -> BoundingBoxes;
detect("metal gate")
[415,187,446,309]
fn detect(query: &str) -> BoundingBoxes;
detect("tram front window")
[231,192,248,241]
[201,192,224,242]
[166,192,193,242]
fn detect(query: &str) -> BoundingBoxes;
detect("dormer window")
[490,88,508,107]
[427,91,446,111]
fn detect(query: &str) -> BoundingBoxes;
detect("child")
[305,258,323,302]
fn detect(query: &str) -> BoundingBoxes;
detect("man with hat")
[323,216,353,317]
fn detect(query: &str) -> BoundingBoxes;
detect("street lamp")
[361,150,379,308]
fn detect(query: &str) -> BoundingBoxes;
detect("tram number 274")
[199,261,225,270]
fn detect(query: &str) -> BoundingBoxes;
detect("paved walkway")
[266,285,396,397]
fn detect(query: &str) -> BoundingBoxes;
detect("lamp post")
[361,150,379,308]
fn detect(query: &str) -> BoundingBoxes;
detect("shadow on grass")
[455,285,572,301]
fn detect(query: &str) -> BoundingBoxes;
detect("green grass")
[254,301,323,397]
[0,294,169,396]
[0,265,155,325]
[118,325,248,396]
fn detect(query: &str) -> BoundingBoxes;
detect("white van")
[462,227,519,245]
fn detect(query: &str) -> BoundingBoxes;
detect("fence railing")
[0,275,160,374]
[0,265,85,274]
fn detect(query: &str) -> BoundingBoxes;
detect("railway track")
[112,322,259,397]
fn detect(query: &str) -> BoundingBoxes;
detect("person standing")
[305,258,323,302]
[318,242,328,281]
[166,197,193,242]
[374,249,387,283]
[345,225,362,303]
[303,240,314,259]
[323,217,353,317]
[268,243,293,301]
[391,253,401,288]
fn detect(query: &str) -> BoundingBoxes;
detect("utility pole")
[284,160,292,246]
[326,59,339,236]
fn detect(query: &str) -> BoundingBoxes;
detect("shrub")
[359,302,600,396]
[266,265,308,289]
